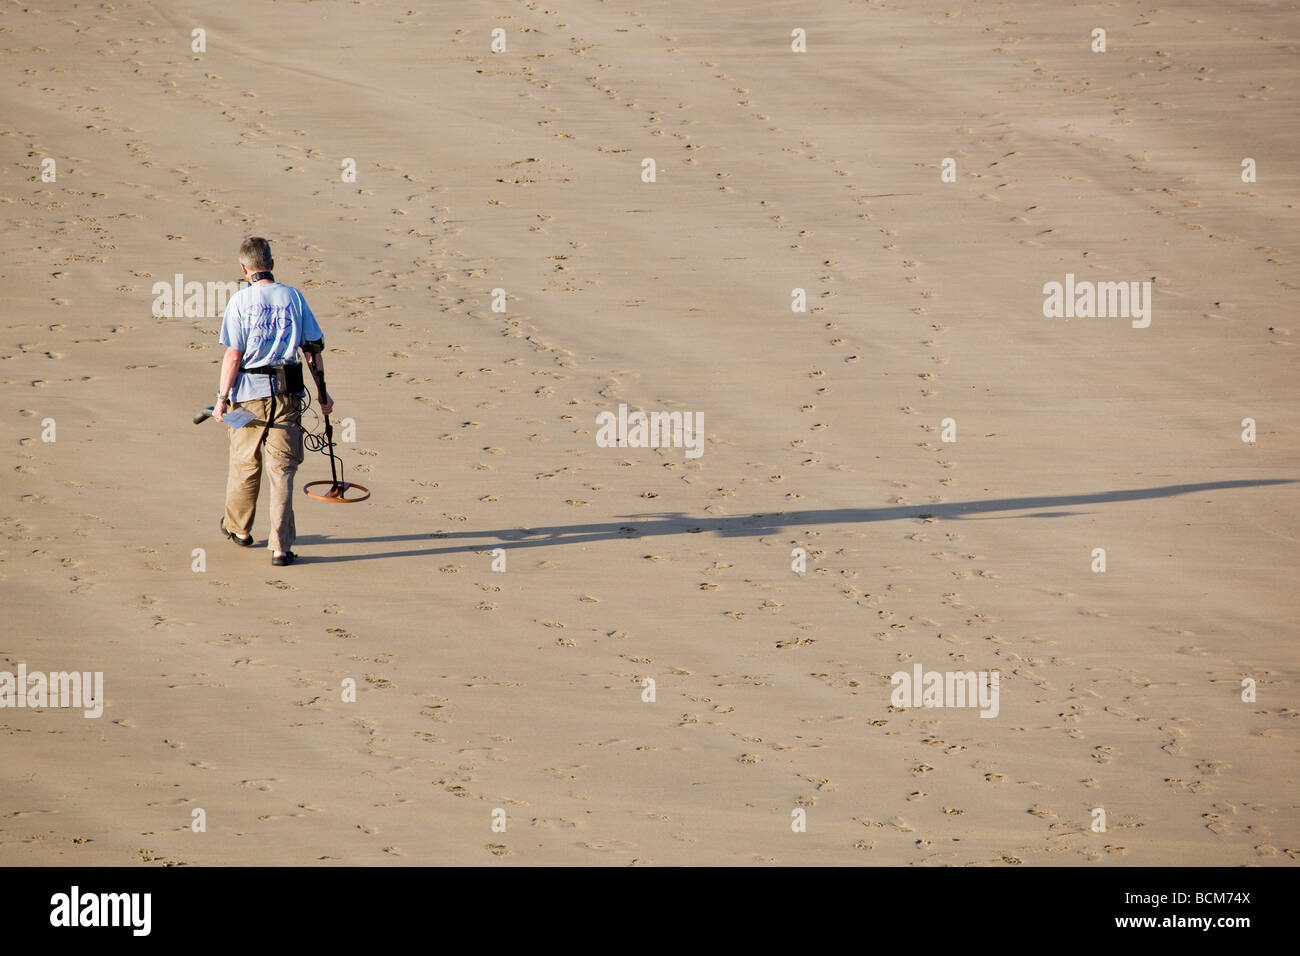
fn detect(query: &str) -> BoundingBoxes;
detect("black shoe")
[271,550,298,566]
[221,516,254,547]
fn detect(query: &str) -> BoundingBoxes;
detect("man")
[215,236,333,566]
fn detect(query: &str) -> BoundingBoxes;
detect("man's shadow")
[293,478,1294,563]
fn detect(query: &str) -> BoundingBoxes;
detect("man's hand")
[319,394,334,417]
[215,395,229,422]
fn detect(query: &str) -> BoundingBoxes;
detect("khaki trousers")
[223,394,304,553]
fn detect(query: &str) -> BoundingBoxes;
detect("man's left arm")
[215,347,242,421]
[216,296,245,422]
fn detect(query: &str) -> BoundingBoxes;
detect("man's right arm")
[302,340,332,416]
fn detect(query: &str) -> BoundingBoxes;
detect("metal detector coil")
[304,481,370,502]
[303,413,370,503]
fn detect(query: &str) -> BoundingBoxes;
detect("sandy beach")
[1,0,1296,865]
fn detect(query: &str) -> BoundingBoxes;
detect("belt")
[239,362,304,399]
[241,363,300,374]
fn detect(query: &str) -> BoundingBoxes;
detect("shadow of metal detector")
[303,414,370,503]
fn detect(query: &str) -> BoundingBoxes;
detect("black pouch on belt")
[274,363,304,395]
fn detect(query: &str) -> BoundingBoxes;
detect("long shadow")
[292,479,1294,564]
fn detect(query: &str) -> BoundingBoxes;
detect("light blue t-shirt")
[219,282,323,401]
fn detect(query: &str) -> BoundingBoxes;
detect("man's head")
[239,236,274,278]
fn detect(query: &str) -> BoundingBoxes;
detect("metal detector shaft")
[324,415,340,489]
